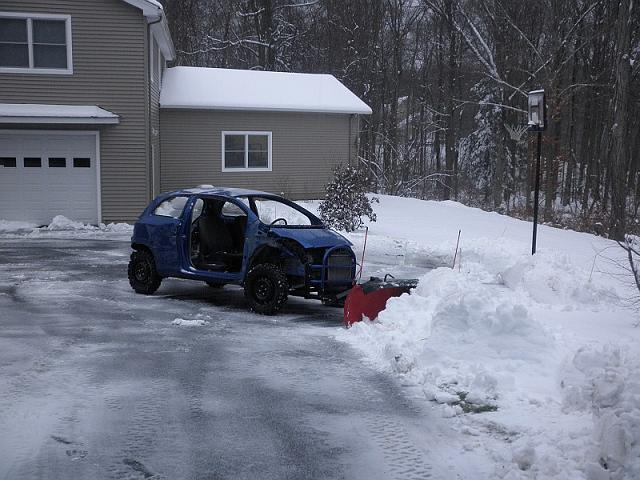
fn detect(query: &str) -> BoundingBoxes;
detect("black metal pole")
[532,131,542,255]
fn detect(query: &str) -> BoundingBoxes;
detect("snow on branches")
[318,165,378,232]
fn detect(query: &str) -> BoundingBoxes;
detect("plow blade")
[343,277,418,327]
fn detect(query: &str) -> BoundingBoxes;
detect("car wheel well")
[131,243,151,253]
[248,245,284,269]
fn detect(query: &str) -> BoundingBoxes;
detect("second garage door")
[0,132,99,225]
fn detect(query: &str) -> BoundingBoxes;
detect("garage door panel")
[0,133,98,225]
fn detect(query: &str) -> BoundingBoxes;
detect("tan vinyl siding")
[160,110,358,200]
[0,0,149,222]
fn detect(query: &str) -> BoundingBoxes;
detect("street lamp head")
[528,89,546,131]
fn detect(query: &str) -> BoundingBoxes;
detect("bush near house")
[319,165,378,232]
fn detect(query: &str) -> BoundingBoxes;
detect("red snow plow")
[343,275,418,327]
[342,227,418,327]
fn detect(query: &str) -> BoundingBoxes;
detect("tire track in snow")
[364,415,434,479]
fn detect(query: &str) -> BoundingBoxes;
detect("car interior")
[190,198,247,272]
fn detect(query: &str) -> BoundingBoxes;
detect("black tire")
[128,250,162,295]
[244,264,288,315]
[206,281,225,288]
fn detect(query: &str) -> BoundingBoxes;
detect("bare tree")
[162,0,640,237]
[608,0,634,240]
[618,236,640,309]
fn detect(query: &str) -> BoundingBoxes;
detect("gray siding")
[160,110,358,200]
[0,0,150,223]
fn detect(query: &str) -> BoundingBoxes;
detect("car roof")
[168,185,275,198]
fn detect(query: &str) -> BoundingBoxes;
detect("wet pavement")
[0,238,448,480]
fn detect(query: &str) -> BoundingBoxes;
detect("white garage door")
[0,132,99,225]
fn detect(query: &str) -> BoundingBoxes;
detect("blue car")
[128,186,356,314]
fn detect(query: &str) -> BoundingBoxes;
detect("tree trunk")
[608,0,633,240]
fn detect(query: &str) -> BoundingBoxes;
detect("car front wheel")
[128,250,162,295]
[244,264,288,315]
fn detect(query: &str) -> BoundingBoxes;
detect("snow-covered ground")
[304,195,639,480]
[0,215,133,239]
[2,197,638,479]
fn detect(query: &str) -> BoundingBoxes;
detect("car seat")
[197,204,243,271]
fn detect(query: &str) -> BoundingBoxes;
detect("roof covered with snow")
[121,0,164,15]
[0,103,119,125]
[160,67,372,115]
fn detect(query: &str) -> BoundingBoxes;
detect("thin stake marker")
[357,226,369,282]
[452,229,461,269]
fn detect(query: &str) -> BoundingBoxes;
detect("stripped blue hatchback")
[128,186,356,314]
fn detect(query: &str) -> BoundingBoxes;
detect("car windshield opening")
[243,196,316,227]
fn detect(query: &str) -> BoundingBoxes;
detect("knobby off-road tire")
[244,263,288,315]
[128,250,162,295]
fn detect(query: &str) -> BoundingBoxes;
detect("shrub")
[318,164,378,232]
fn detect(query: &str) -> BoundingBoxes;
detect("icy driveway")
[0,238,450,480]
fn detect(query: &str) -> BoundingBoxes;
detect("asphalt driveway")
[0,237,446,480]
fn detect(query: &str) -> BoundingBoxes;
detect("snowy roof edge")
[160,67,373,115]
[160,103,372,115]
[0,104,120,125]
[120,0,175,61]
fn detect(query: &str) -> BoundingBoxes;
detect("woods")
[161,0,640,238]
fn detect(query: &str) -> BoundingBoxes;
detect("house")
[159,67,371,201]
[0,0,371,225]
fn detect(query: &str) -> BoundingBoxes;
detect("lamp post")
[528,89,546,255]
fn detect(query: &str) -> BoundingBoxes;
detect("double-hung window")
[0,13,72,74]
[222,132,272,172]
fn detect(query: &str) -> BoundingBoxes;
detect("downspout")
[147,13,163,200]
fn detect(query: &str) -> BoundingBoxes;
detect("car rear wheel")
[128,250,162,295]
[244,264,288,315]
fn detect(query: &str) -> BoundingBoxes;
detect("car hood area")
[270,227,351,249]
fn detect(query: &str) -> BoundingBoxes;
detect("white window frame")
[222,131,272,172]
[0,12,73,75]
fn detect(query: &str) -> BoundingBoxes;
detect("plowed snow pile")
[0,215,132,239]
[335,195,640,479]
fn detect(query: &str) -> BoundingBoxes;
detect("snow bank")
[46,215,94,231]
[336,194,639,479]
[340,266,557,413]
[452,238,618,309]
[0,216,132,238]
[0,220,38,234]
[99,222,134,234]
[561,345,640,479]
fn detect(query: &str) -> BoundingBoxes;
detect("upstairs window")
[222,132,272,172]
[0,13,72,74]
